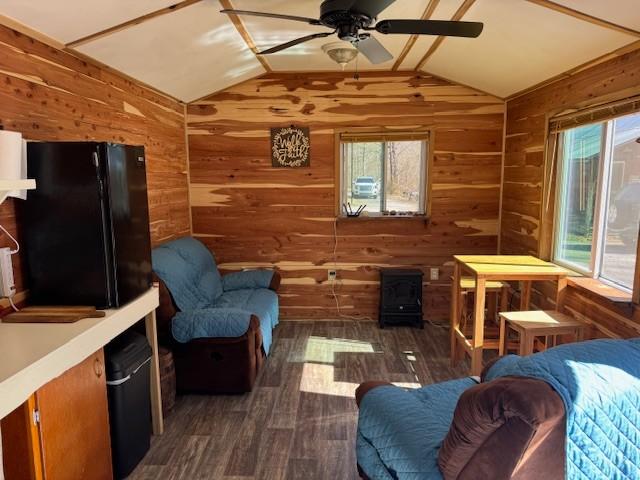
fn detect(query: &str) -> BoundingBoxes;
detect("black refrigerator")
[24,142,152,309]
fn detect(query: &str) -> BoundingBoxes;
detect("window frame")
[552,116,638,294]
[335,129,433,219]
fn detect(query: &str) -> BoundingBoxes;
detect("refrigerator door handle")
[94,149,114,306]
[93,152,105,197]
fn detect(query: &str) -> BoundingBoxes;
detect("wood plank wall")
[0,25,190,299]
[502,46,640,338]
[187,72,504,320]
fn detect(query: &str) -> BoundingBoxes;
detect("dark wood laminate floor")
[129,321,468,480]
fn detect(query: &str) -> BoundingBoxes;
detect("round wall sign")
[271,126,310,167]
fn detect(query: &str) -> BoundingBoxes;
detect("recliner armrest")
[355,381,393,407]
[438,376,565,480]
[222,269,280,292]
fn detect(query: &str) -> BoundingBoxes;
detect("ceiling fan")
[221,0,483,64]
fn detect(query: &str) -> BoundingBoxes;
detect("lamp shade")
[322,42,358,70]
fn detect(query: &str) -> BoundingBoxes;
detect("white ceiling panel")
[233,0,429,71]
[552,0,640,31]
[421,0,636,97]
[0,0,637,102]
[77,1,265,102]
[0,0,180,43]
[398,0,465,70]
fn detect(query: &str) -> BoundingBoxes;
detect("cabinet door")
[36,350,112,480]
[1,395,43,480]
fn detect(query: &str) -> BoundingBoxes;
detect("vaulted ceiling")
[0,0,638,102]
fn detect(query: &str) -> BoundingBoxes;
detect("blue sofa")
[356,338,640,480]
[152,237,280,393]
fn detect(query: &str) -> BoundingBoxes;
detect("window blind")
[339,131,430,143]
[549,94,640,133]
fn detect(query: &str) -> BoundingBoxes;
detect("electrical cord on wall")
[0,223,19,254]
[0,223,20,311]
[331,216,373,321]
[7,295,18,312]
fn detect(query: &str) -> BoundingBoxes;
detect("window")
[339,133,429,215]
[554,111,640,291]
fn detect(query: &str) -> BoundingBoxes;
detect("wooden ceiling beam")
[525,0,640,38]
[0,12,66,50]
[218,0,271,72]
[66,0,203,48]
[392,0,440,71]
[415,0,476,71]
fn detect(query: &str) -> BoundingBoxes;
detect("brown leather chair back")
[153,273,179,347]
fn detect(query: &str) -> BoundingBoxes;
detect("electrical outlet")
[0,247,16,298]
[328,270,337,282]
[430,267,439,281]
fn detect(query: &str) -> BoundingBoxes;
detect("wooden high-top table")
[450,255,569,375]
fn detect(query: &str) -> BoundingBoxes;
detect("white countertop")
[0,287,159,420]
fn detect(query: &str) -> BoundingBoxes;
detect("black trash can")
[105,330,152,479]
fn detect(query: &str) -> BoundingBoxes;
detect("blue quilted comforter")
[152,237,278,354]
[357,378,478,480]
[486,338,640,480]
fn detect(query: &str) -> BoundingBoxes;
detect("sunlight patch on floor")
[298,363,422,397]
[299,363,361,398]
[303,336,376,364]
[298,337,421,397]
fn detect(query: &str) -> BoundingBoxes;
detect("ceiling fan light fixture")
[322,42,358,70]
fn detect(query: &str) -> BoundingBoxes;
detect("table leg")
[500,285,509,314]
[556,276,568,313]
[519,331,535,356]
[499,315,506,356]
[450,262,462,366]
[471,276,486,376]
[145,310,164,435]
[520,281,532,310]
[527,334,536,355]
[487,292,498,325]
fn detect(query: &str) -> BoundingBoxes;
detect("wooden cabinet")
[1,350,112,480]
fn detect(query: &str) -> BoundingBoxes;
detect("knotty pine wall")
[187,72,504,320]
[502,45,640,338]
[0,26,190,301]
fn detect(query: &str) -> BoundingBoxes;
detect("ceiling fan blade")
[354,35,393,64]
[321,0,395,18]
[351,0,396,17]
[258,31,334,55]
[220,9,321,25]
[375,19,484,38]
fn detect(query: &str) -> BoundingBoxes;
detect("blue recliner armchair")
[356,338,640,480]
[152,237,280,393]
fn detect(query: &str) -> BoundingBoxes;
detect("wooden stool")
[499,310,585,356]
[456,277,510,351]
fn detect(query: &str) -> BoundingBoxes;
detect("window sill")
[567,276,634,308]
[337,214,430,222]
